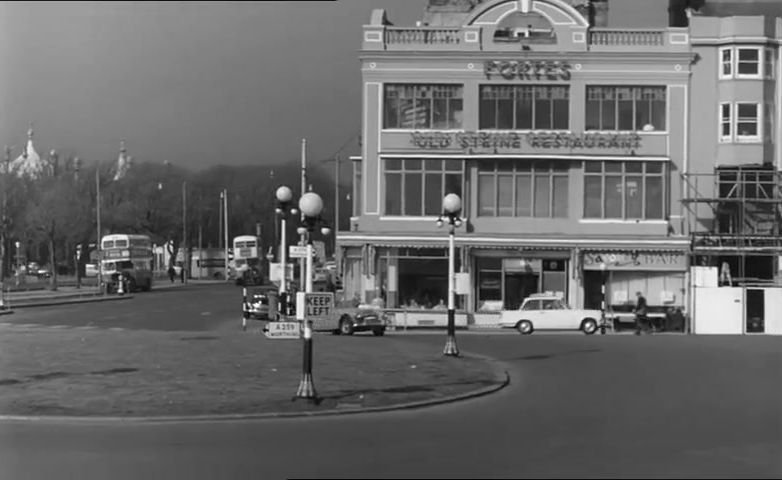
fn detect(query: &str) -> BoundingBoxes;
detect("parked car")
[246,287,275,320]
[331,306,389,336]
[499,293,602,335]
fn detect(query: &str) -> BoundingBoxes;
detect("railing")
[589,29,665,46]
[385,27,462,45]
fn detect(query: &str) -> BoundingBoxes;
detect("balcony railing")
[588,29,665,47]
[384,27,462,45]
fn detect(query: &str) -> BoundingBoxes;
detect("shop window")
[476,257,502,311]
[585,86,666,132]
[583,161,666,220]
[480,85,569,130]
[396,254,462,309]
[477,159,569,218]
[384,158,463,216]
[384,84,463,130]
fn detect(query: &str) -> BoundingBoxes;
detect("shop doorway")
[746,289,765,333]
[504,273,538,310]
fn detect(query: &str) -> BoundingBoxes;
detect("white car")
[499,294,602,335]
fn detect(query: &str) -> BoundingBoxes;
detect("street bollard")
[242,286,248,331]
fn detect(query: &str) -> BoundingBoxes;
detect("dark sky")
[0,0,667,172]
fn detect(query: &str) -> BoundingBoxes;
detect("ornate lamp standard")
[436,193,463,357]
[274,186,297,315]
[294,191,331,402]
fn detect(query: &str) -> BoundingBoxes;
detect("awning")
[337,233,689,252]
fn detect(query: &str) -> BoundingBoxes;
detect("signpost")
[263,321,300,339]
[288,245,309,259]
[296,292,334,321]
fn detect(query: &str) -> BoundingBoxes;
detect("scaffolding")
[682,165,782,285]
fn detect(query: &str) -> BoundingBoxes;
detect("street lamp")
[437,193,463,357]
[275,185,297,315]
[294,191,331,403]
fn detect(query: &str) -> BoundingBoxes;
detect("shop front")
[580,249,689,326]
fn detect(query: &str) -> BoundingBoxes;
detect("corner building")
[337,0,713,327]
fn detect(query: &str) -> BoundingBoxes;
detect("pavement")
[0,280,509,421]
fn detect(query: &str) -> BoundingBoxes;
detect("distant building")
[10,124,48,179]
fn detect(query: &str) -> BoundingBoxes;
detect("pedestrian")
[167,266,175,283]
[634,291,648,335]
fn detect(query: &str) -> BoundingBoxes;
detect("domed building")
[10,124,48,179]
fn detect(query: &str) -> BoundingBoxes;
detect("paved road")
[2,330,779,479]
[3,283,244,331]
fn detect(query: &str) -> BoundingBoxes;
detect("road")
[3,283,244,331]
[1,286,780,479]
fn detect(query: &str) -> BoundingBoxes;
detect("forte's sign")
[409,131,642,151]
[484,60,572,81]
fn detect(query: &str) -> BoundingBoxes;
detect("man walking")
[634,291,648,335]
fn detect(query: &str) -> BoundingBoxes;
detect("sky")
[0,0,667,172]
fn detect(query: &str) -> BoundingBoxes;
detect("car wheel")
[372,327,385,336]
[582,318,598,335]
[339,317,355,336]
[516,320,533,335]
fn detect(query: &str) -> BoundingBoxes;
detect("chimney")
[668,0,689,27]
[592,0,608,27]
[573,1,608,28]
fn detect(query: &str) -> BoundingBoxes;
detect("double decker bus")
[233,234,262,285]
[100,234,154,292]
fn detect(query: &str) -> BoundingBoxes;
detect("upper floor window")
[583,161,666,220]
[384,84,463,130]
[764,48,775,79]
[736,102,761,142]
[719,102,765,144]
[719,102,732,143]
[384,158,463,216]
[479,85,569,130]
[737,48,761,77]
[720,47,733,78]
[585,86,666,132]
[719,46,773,79]
[477,159,569,218]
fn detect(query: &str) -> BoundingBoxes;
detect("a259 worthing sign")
[409,131,643,151]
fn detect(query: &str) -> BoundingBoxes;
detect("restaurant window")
[585,86,666,132]
[583,161,666,220]
[384,84,464,129]
[384,158,463,216]
[477,159,569,218]
[479,85,569,130]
